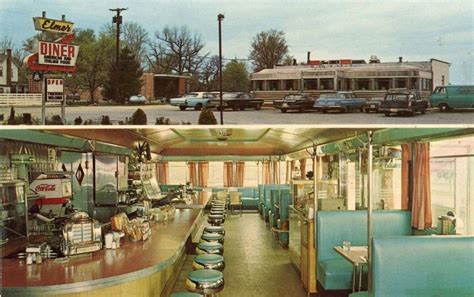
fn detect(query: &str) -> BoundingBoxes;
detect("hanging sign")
[38,40,79,66]
[33,17,74,34]
[45,78,64,102]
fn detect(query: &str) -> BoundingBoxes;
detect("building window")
[0,66,3,77]
[441,75,445,86]
[283,80,298,91]
[254,80,264,91]
[304,79,318,90]
[430,136,474,235]
[395,78,407,88]
[267,80,280,91]
[320,78,334,90]
[355,78,370,90]
[208,162,224,187]
[376,78,391,90]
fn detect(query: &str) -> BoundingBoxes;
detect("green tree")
[64,29,115,104]
[129,108,147,125]
[222,60,250,92]
[103,47,143,103]
[249,30,289,71]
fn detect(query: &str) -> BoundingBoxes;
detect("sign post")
[26,12,78,125]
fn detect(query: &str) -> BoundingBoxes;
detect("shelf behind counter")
[1,191,212,296]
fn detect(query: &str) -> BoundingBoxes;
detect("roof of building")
[0,53,21,68]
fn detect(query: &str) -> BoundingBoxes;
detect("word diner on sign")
[38,41,79,67]
[33,17,74,34]
[45,78,64,102]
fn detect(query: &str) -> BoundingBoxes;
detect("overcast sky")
[1,0,472,83]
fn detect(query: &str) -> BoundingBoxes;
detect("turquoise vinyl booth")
[316,210,412,291]
[259,184,290,223]
[350,236,474,297]
[210,187,259,210]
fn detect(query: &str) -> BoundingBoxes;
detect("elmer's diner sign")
[38,41,79,67]
[33,17,74,34]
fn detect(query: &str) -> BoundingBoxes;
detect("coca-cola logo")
[35,184,56,192]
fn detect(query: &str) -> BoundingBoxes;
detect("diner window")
[355,79,370,90]
[244,161,259,187]
[395,78,407,88]
[283,80,298,91]
[376,78,391,90]
[168,162,187,184]
[320,78,334,90]
[304,79,318,90]
[208,162,224,187]
[430,136,474,235]
[254,80,264,91]
[267,80,280,91]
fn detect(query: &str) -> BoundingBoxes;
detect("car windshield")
[284,95,305,100]
[223,93,240,99]
[319,93,337,99]
[385,94,409,101]
[337,93,356,99]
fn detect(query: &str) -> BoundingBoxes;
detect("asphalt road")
[1,104,473,125]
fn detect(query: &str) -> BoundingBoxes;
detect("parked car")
[362,97,384,113]
[129,94,147,103]
[169,92,215,111]
[430,85,474,112]
[379,88,427,116]
[313,92,367,113]
[208,92,264,111]
[273,93,314,113]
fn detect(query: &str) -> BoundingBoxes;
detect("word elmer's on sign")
[39,41,79,67]
[33,17,74,34]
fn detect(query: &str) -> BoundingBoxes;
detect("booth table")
[1,197,210,296]
[334,245,368,292]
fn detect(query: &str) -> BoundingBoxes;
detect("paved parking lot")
[1,104,473,125]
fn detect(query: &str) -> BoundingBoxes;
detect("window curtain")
[156,162,169,184]
[223,161,234,187]
[262,161,271,184]
[299,159,307,180]
[197,162,209,187]
[412,143,432,230]
[401,144,412,210]
[187,161,197,186]
[235,161,245,187]
[272,160,280,184]
[286,160,296,183]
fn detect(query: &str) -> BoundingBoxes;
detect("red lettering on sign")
[35,184,56,192]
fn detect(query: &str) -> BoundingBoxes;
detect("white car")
[169,92,215,111]
[129,94,147,103]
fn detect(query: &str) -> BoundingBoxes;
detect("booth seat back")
[262,184,290,209]
[211,187,227,193]
[236,187,257,198]
[371,236,474,297]
[316,210,412,262]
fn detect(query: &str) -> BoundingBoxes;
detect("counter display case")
[0,180,28,244]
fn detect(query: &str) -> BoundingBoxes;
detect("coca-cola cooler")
[30,173,72,216]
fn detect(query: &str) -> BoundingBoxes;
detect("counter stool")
[192,254,225,271]
[208,214,225,226]
[186,269,224,296]
[200,232,225,244]
[210,209,225,216]
[171,293,203,297]
[204,226,225,236]
[196,241,224,255]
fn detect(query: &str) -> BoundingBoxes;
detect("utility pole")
[217,13,225,125]
[110,7,127,102]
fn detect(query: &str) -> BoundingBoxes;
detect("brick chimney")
[6,48,12,89]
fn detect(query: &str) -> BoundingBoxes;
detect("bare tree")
[149,25,208,75]
[122,22,149,67]
[249,30,289,72]
[199,55,220,91]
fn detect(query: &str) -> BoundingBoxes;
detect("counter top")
[2,208,202,295]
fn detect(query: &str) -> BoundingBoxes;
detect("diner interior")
[1,127,473,297]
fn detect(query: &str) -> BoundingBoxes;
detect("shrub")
[83,119,95,125]
[198,108,217,125]
[46,115,64,125]
[7,107,16,125]
[74,116,83,125]
[129,108,147,125]
[155,117,171,125]
[101,115,112,125]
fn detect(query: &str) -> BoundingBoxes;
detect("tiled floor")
[172,213,308,297]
